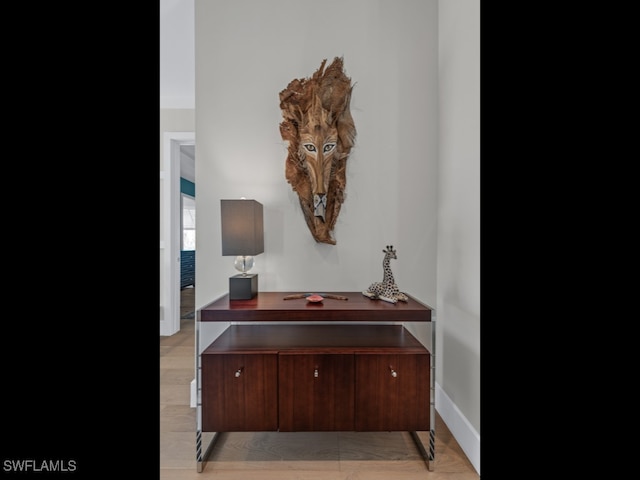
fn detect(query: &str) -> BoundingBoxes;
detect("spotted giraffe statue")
[362,245,409,304]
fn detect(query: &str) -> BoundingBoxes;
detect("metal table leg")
[428,318,436,470]
[409,318,436,471]
[196,430,220,473]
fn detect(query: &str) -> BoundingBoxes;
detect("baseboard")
[190,378,197,408]
[160,318,179,337]
[436,382,480,475]
[159,319,171,336]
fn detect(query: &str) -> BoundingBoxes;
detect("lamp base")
[229,273,258,300]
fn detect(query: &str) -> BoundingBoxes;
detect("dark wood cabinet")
[197,292,435,472]
[201,324,430,433]
[355,353,430,431]
[201,353,278,432]
[278,353,355,431]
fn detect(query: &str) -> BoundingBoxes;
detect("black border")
[2,4,160,477]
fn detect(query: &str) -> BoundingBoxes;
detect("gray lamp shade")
[220,199,264,256]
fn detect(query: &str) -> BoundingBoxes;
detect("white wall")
[160,0,195,109]
[194,0,438,306]
[436,0,480,472]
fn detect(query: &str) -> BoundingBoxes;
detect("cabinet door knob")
[389,365,398,378]
[314,368,319,378]
[235,367,243,377]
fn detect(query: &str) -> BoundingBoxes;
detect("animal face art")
[279,57,356,245]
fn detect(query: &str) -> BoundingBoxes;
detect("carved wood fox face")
[279,57,356,245]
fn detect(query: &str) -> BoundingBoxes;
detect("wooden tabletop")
[199,291,432,323]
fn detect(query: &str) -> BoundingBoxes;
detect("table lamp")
[220,199,264,300]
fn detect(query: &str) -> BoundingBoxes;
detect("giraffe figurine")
[362,245,409,304]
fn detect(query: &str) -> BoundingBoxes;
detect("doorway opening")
[160,132,195,336]
[180,192,196,321]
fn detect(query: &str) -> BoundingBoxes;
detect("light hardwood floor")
[160,287,479,479]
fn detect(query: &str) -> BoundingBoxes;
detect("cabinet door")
[201,353,278,432]
[279,353,354,431]
[355,353,430,431]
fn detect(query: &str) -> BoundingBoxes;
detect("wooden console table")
[195,291,435,473]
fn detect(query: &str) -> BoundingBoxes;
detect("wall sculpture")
[279,57,356,245]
